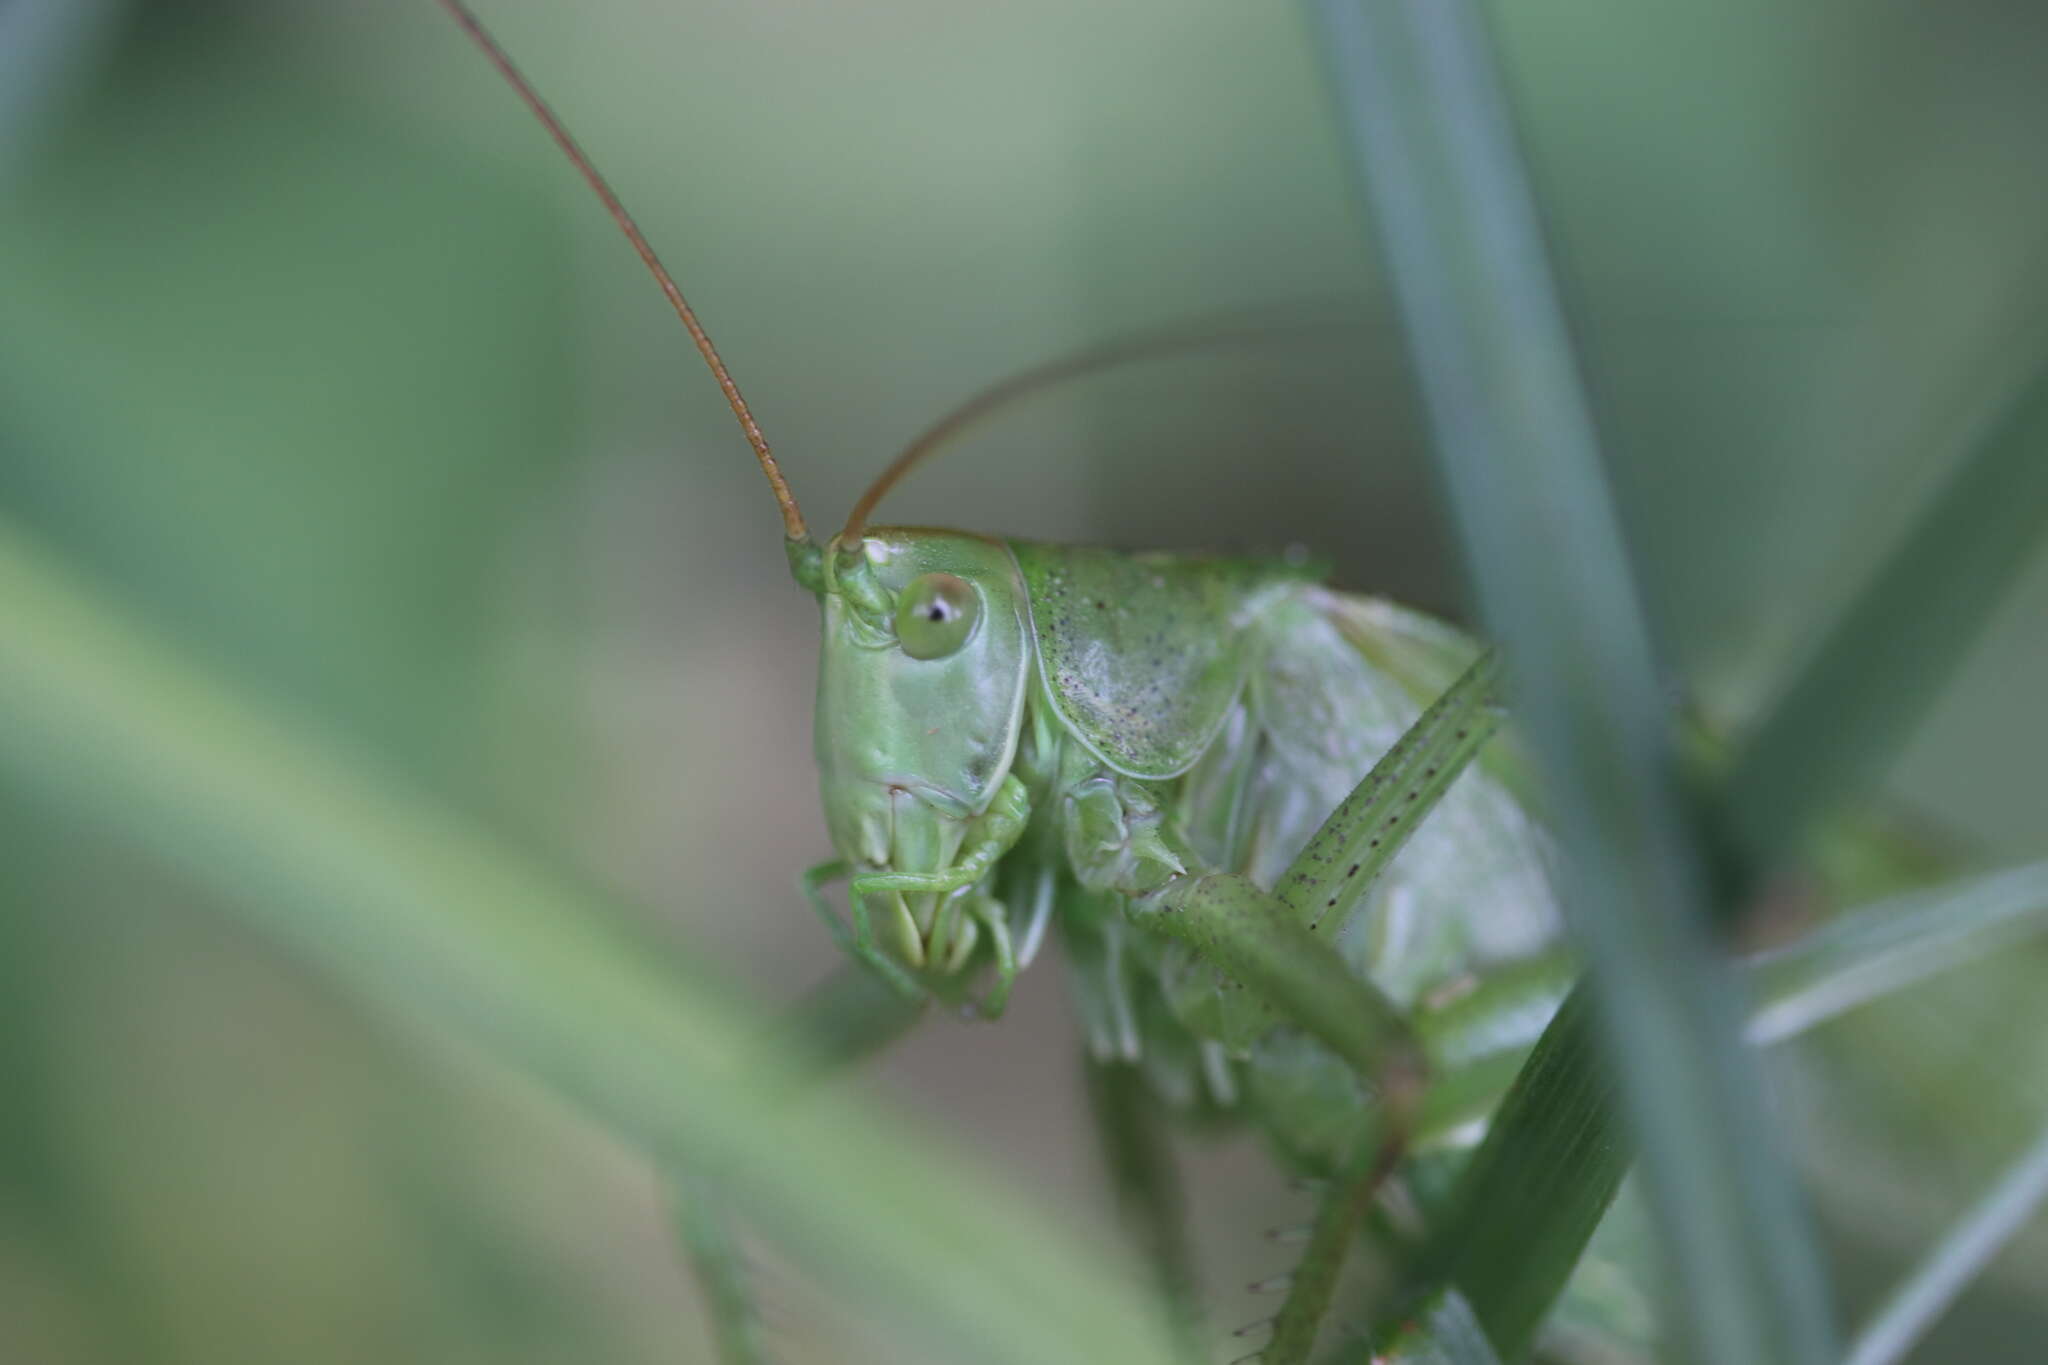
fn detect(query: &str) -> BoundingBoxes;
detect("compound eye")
[894,572,981,660]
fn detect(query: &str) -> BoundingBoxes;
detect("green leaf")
[1413,986,1628,1358]
[0,519,1178,1365]
[1307,1,1836,1361]
[1411,953,1574,1142]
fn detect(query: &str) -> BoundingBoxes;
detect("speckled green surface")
[1008,542,1311,779]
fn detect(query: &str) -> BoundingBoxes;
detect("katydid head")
[813,529,1032,967]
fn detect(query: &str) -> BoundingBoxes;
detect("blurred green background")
[1,0,2044,1360]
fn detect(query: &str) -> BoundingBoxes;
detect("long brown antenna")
[434,0,808,541]
[839,309,1368,543]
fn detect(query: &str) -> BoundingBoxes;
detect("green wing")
[1007,541,1309,780]
[1325,594,1543,807]
[1252,591,1563,1005]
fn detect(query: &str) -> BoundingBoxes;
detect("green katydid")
[433,0,1566,1350]
[433,0,1557,1086]
[430,6,2048,1363]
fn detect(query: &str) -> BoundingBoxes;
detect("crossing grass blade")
[0,518,1179,1365]
[1406,985,1627,1358]
[1306,0,1837,1359]
[1748,860,2048,1045]
[1840,1117,2048,1365]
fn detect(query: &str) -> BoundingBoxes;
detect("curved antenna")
[838,307,1368,544]
[435,0,808,541]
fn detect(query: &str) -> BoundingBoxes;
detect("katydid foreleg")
[801,858,924,1001]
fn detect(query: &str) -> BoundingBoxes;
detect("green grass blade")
[1413,985,1628,1357]
[0,520,1177,1365]
[1748,860,2048,1045]
[1842,1120,2048,1365]
[1411,952,1574,1142]
[1722,366,2048,873]
[1306,2,1836,1360]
